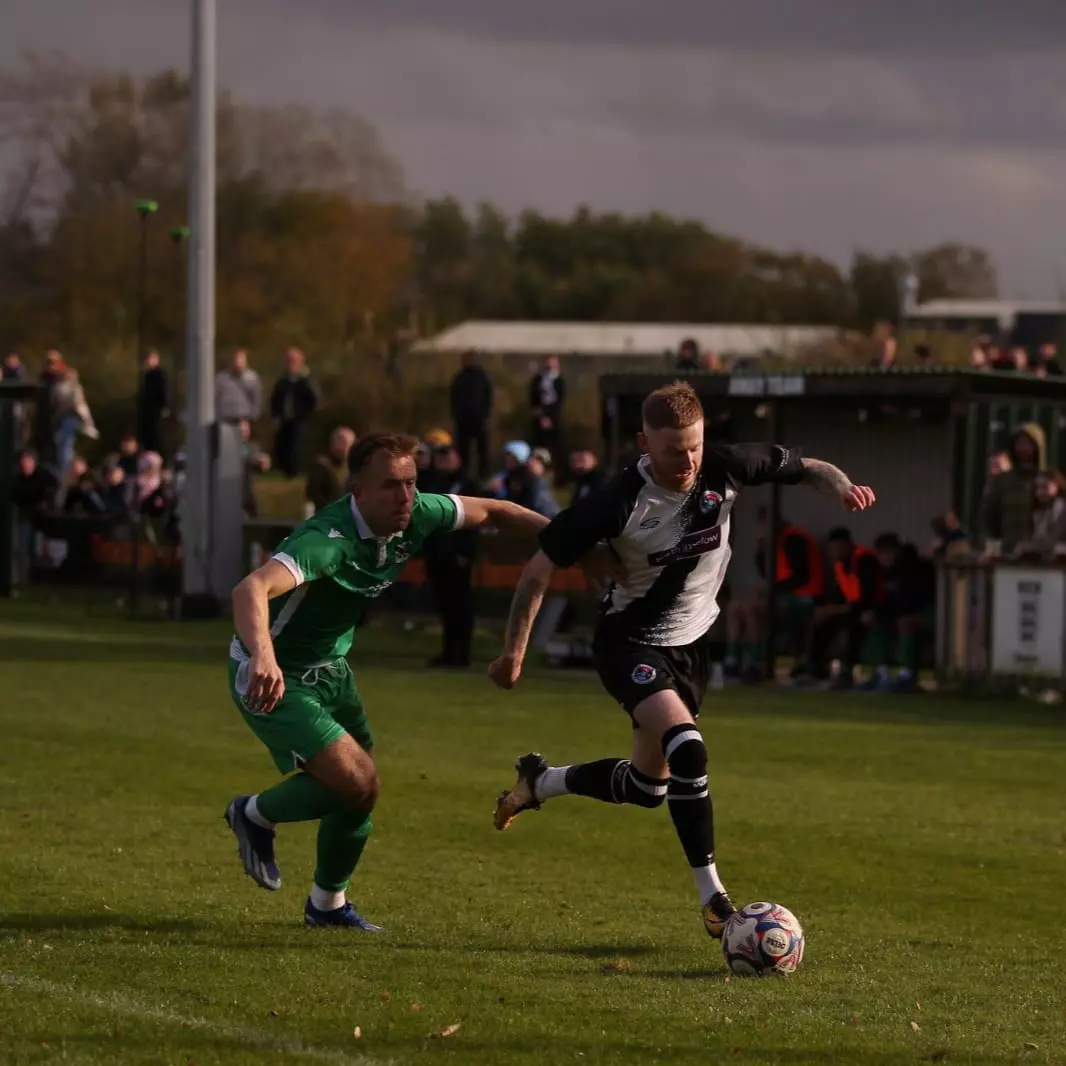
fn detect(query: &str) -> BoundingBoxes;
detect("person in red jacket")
[794,526,884,690]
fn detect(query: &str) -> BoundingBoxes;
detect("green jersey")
[230,492,463,670]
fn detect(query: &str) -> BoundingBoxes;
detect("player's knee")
[661,723,707,781]
[336,755,380,812]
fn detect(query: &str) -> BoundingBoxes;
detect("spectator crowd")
[6,331,1066,689]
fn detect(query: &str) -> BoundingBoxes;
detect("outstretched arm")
[800,458,876,512]
[457,495,625,585]
[457,495,550,538]
[489,551,556,689]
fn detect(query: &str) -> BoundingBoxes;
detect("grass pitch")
[0,602,1064,1065]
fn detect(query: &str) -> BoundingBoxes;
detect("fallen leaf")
[915,1002,922,1012]
[409,1002,423,1012]
[353,1026,362,1039]
[910,1021,921,1032]
[600,958,631,974]
[723,976,731,984]
[432,1023,461,1039]
[379,991,390,1003]
[1024,1042,1039,1050]
[269,1010,279,1018]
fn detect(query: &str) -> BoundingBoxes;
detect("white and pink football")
[721,901,805,977]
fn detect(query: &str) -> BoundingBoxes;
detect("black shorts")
[592,634,711,720]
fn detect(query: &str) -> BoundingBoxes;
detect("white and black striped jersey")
[538,443,804,647]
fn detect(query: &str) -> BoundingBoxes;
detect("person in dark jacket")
[13,450,58,584]
[100,461,131,518]
[63,471,108,517]
[450,351,493,481]
[13,450,57,517]
[421,444,481,668]
[860,532,936,693]
[569,448,606,504]
[982,421,1045,555]
[269,347,320,478]
[305,426,357,514]
[116,432,141,481]
[796,527,884,689]
[3,352,25,380]
[529,354,565,458]
[137,350,170,455]
[676,337,700,370]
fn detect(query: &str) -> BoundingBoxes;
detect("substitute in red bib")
[794,527,885,690]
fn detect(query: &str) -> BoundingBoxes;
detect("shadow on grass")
[539,943,657,960]
[630,967,724,980]
[0,913,206,936]
[697,685,1066,733]
[0,636,223,665]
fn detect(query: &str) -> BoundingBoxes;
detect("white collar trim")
[349,496,374,540]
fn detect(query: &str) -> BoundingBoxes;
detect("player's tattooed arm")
[800,458,852,498]
[799,458,876,512]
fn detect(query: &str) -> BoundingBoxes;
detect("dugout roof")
[600,366,1066,405]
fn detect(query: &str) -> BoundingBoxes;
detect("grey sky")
[4,0,1066,297]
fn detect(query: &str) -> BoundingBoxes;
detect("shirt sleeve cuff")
[272,551,305,586]
[445,493,465,531]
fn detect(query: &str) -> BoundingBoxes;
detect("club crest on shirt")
[394,542,411,565]
[700,489,723,518]
[631,663,657,684]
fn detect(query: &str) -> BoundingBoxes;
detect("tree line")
[0,53,999,396]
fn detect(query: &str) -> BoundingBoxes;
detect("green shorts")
[228,657,373,774]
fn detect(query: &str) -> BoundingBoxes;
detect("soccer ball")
[721,901,805,977]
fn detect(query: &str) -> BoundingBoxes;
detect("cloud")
[2,0,1065,296]
[337,0,1066,56]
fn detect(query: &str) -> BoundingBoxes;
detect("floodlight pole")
[134,200,159,372]
[182,0,219,616]
[169,226,191,401]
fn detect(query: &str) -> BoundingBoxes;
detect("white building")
[411,320,839,360]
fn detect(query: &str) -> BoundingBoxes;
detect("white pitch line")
[0,972,388,1066]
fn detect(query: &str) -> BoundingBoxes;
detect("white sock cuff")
[693,861,727,905]
[309,885,346,911]
[244,795,276,829]
[536,765,571,801]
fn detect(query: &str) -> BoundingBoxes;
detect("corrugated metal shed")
[411,320,838,358]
